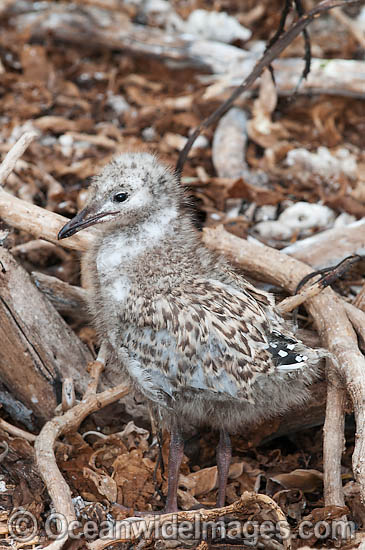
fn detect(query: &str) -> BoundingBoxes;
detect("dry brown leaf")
[186,460,259,498]
[228,177,284,205]
[187,465,217,497]
[33,117,81,133]
[54,158,105,178]
[116,421,150,451]
[112,449,156,508]
[247,69,289,148]
[309,505,349,522]
[270,469,323,493]
[20,45,53,84]
[83,467,118,502]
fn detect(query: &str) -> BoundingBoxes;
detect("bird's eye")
[113,192,128,203]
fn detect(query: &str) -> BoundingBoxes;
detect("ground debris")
[0,0,364,548]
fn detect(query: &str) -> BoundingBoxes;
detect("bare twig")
[278,279,329,314]
[279,255,363,314]
[34,345,129,548]
[0,131,38,186]
[0,417,36,442]
[266,0,312,86]
[293,0,311,83]
[331,6,365,49]
[323,374,346,507]
[0,188,95,251]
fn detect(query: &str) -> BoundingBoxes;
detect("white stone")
[184,10,251,43]
[278,202,335,231]
[286,146,357,180]
[252,220,293,241]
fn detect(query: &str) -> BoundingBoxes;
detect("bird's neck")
[95,206,196,271]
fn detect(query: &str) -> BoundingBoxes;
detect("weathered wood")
[7,1,365,98]
[0,381,35,429]
[0,248,92,422]
[31,271,89,321]
[0,187,94,252]
[283,219,365,268]
[203,58,365,100]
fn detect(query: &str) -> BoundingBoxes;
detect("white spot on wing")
[278,350,288,357]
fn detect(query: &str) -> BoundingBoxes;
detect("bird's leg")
[216,429,232,508]
[164,425,184,513]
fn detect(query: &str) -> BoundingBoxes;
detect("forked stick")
[0,131,38,186]
[34,344,129,550]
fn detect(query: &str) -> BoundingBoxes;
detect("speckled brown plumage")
[59,152,328,512]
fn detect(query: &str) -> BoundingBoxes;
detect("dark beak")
[58,208,116,240]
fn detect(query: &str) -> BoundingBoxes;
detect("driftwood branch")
[202,57,365,103]
[88,491,291,550]
[0,417,36,443]
[323,374,346,507]
[0,186,95,251]
[0,131,38,185]
[0,247,92,421]
[31,271,89,320]
[34,346,130,550]
[283,220,365,269]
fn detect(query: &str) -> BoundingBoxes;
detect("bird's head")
[58,153,181,239]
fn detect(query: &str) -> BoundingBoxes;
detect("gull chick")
[59,153,327,512]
